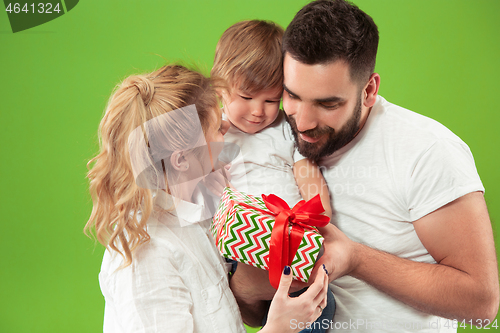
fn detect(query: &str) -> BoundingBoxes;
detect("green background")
[0,1,498,332]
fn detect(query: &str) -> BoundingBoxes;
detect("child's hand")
[222,163,232,182]
[202,167,230,197]
[262,265,329,333]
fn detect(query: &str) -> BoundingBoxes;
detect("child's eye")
[239,95,252,100]
[265,100,281,104]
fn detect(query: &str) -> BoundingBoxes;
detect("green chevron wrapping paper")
[211,187,324,283]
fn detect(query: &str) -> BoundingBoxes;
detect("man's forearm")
[228,262,278,326]
[229,266,268,327]
[350,242,498,323]
[232,296,268,327]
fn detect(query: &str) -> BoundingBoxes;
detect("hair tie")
[132,76,155,106]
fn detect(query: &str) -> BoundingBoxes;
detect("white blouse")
[98,191,246,332]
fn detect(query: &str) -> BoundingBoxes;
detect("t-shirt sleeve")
[406,138,484,222]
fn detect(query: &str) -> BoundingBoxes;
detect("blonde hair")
[211,20,284,94]
[85,65,220,266]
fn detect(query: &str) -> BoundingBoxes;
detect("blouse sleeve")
[100,245,195,332]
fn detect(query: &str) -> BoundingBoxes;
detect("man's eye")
[321,103,339,110]
[287,92,298,99]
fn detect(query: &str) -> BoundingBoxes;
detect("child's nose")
[251,104,265,117]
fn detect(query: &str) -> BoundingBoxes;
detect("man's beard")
[286,97,362,163]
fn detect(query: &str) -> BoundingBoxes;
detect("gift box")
[211,187,329,288]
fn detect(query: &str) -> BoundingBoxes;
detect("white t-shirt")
[224,111,306,207]
[321,96,484,333]
[99,191,246,333]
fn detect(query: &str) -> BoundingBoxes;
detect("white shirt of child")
[223,111,306,207]
[320,96,484,333]
[99,190,246,333]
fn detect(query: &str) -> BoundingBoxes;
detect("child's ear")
[217,88,230,101]
[170,151,189,171]
[215,88,223,98]
[216,88,228,110]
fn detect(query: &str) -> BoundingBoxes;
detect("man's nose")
[295,104,317,132]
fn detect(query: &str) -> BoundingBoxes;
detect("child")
[85,64,328,333]
[211,20,336,332]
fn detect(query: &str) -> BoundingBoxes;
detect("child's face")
[224,86,282,134]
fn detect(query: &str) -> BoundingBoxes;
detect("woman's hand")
[261,266,329,333]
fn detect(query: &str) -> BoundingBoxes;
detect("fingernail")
[323,264,328,275]
[284,266,291,275]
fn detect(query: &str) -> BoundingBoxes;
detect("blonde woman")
[85,64,328,333]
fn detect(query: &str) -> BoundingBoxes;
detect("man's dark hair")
[283,0,379,84]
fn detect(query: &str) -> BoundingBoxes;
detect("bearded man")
[280,0,498,332]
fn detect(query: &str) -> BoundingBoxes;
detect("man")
[279,0,498,332]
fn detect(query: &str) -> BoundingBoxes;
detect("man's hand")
[307,222,358,284]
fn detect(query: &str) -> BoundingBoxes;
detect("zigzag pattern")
[212,187,324,283]
[248,215,272,268]
[290,231,323,281]
[223,207,274,269]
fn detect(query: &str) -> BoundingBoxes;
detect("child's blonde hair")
[211,20,284,94]
[85,65,220,266]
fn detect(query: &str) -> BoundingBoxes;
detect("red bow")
[262,194,330,289]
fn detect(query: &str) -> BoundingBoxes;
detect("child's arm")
[293,158,332,221]
[293,158,337,284]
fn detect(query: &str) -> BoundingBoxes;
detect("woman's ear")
[170,151,189,171]
[363,73,380,108]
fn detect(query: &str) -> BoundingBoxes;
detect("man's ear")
[170,151,189,171]
[363,73,380,108]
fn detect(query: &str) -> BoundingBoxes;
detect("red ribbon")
[261,194,330,289]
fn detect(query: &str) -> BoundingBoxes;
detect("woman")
[85,64,328,333]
